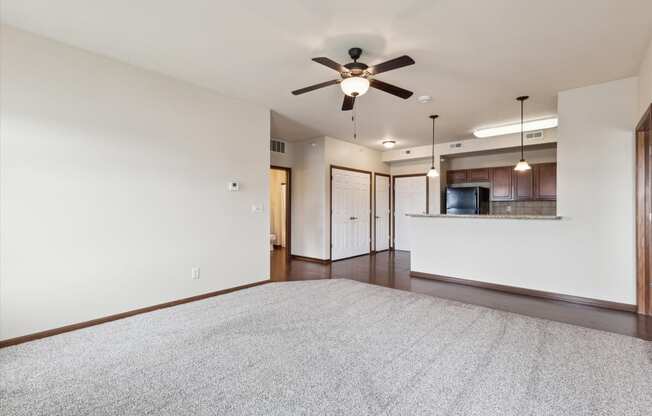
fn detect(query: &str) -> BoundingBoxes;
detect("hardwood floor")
[271,248,652,340]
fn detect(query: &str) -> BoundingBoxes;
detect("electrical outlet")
[192,267,200,280]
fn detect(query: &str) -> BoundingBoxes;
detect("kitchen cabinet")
[513,169,533,200]
[534,163,557,200]
[468,168,490,182]
[446,168,489,184]
[446,163,557,201]
[446,170,468,184]
[489,166,513,201]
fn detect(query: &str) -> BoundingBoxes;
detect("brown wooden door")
[513,169,533,200]
[534,163,557,200]
[490,167,513,201]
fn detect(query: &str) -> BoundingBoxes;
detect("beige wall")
[0,26,271,340]
[639,37,652,119]
[447,147,557,170]
[270,139,294,168]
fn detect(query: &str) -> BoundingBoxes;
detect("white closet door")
[332,168,371,260]
[393,176,427,251]
[375,175,391,252]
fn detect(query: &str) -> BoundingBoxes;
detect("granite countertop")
[406,213,562,220]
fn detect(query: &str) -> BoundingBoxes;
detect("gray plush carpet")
[1,279,651,416]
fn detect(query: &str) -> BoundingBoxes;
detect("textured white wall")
[0,26,270,340]
[411,78,638,304]
[290,138,327,259]
[639,37,652,118]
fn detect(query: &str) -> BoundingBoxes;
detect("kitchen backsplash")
[490,200,556,216]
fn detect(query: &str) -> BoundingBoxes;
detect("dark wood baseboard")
[410,271,637,313]
[291,255,331,264]
[0,279,270,349]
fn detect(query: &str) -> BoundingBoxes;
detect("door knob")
[350,216,357,220]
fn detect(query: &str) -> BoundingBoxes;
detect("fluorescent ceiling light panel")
[473,117,558,138]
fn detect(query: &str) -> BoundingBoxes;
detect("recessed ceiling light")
[473,117,558,138]
[417,95,432,104]
[382,140,396,149]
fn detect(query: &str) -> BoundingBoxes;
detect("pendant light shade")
[514,96,532,172]
[514,159,531,171]
[427,114,439,177]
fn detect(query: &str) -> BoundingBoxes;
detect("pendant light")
[514,96,532,172]
[427,115,439,178]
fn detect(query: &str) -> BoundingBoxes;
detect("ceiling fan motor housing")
[348,47,363,61]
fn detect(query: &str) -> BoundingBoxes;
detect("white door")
[332,168,371,260]
[375,175,391,252]
[393,175,427,251]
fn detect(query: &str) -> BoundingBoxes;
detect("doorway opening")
[270,166,291,269]
[636,104,652,316]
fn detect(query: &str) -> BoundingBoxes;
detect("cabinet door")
[468,168,490,182]
[447,170,468,184]
[490,167,513,201]
[513,169,533,200]
[535,163,557,200]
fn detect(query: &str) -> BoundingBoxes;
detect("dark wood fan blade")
[369,79,413,99]
[342,95,355,111]
[312,57,348,73]
[292,79,339,95]
[367,55,415,75]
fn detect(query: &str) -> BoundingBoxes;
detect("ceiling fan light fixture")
[340,76,370,97]
[382,140,396,149]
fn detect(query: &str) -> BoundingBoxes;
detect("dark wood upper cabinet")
[447,170,468,184]
[468,168,490,182]
[513,169,534,200]
[446,163,556,202]
[534,163,557,200]
[490,166,513,201]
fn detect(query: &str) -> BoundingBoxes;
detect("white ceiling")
[2,1,652,149]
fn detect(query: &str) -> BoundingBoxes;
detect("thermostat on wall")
[228,181,240,191]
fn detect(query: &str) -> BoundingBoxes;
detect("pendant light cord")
[520,98,524,160]
[431,117,435,168]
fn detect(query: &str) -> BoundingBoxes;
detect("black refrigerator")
[445,187,490,215]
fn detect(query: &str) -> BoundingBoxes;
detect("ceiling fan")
[291,47,415,111]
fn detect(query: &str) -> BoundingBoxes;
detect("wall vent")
[525,130,544,140]
[449,142,463,149]
[270,139,286,154]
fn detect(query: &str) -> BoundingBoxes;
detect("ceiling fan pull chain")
[352,106,358,140]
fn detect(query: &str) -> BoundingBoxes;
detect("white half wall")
[411,77,638,305]
[0,26,270,340]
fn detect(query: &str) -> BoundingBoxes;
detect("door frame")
[391,174,429,250]
[636,104,652,316]
[374,173,391,253]
[330,165,373,262]
[270,165,291,262]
